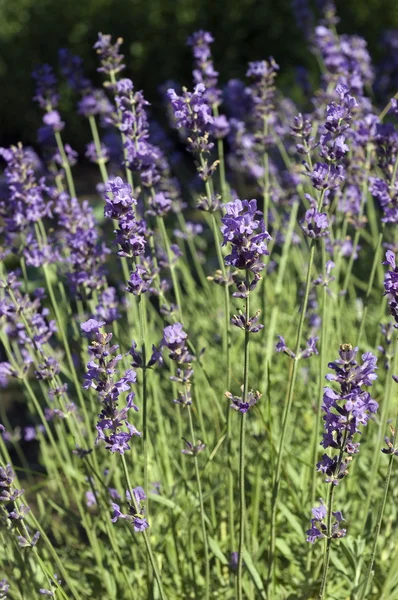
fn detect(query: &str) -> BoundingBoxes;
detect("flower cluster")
[94,33,125,77]
[0,144,52,250]
[225,388,261,413]
[104,176,146,258]
[0,273,59,382]
[306,499,346,544]
[82,320,141,454]
[383,251,398,326]
[54,191,109,297]
[220,198,271,302]
[246,58,279,124]
[162,323,194,407]
[167,84,217,175]
[187,30,221,107]
[275,336,319,360]
[111,486,149,532]
[317,344,378,485]
[0,463,40,548]
[221,199,271,274]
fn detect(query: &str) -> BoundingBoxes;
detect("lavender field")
[0,2,398,599]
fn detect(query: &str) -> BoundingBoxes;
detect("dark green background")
[1,0,398,147]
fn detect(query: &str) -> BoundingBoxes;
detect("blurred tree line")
[0,0,398,147]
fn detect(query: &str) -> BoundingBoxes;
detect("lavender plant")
[0,9,398,600]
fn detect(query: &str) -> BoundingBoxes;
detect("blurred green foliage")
[1,0,398,146]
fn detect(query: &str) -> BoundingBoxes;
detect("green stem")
[359,413,398,599]
[356,230,384,348]
[54,131,76,199]
[318,485,335,600]
[138,294,149,521]
[307,240,328,573]
[360,337,398,532]
[210,214,231,393]
[268,239,317,591]
[187,406,210,600]
[157,216,183,322]
[88,115,109,183]
[237,283,250,600]
[120,454,167,600]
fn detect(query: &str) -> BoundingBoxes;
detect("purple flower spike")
[306,498,346,543]
[383,250,398,326]
[221,198,271,274]
[319,344,378,485]
[226,388,261,413]
[301,203,330,239]
[94,33,125,76]
[187,30,221,108]
[83,330,141,455]
[81,319,105,333]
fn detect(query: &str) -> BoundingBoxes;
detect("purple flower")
[0,578,9,598]
[130,340,163,369]
[306,498,346,544]
[383,250,398,326]
[167,84,214,156]
[318,344,378,485]
[246,58,279,122]
[83,330,141,455]
[85,141,110,164]
[181,438,206,456]
[226,389,261,413]
[126,265,154,296]
[0,144,52,246]
[187,30,221,107]
[81,319,105,333]
[111,487,149,532]
[95,287,120,325]
[59,48,91,93]
[104,177,146,259]
[162,323,193,364]
[275,336,319,359]
[32,64,59,109]
[53,192,109,297]
[300,202,330,239]
[43,110,64,132]
[163,323,187,348]
[78,90,113,118]
[370,177,398,224]
[221,198,271,274]
[307,162,345,190]
[94,33,125,76]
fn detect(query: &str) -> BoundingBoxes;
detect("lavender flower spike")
[318,344,378,486]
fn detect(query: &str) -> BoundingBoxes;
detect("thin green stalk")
[213,104,228,202]
[157,216,183,322]
[210,213,231,392]
[360,337,398,532]
[187,405,210,600]
[41,265,92,433]
[263,200,299,383]
[307,240,328,573]
[176,211,210,291]
[237,283,250,600]
[268,239,317,592]
[138,294,149,521]
[318,485,335,600]
[120,454,167,600]
[88,115,109,183]
[53,130,77,199]
[359,413,398,599]
[356,230,384,347]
